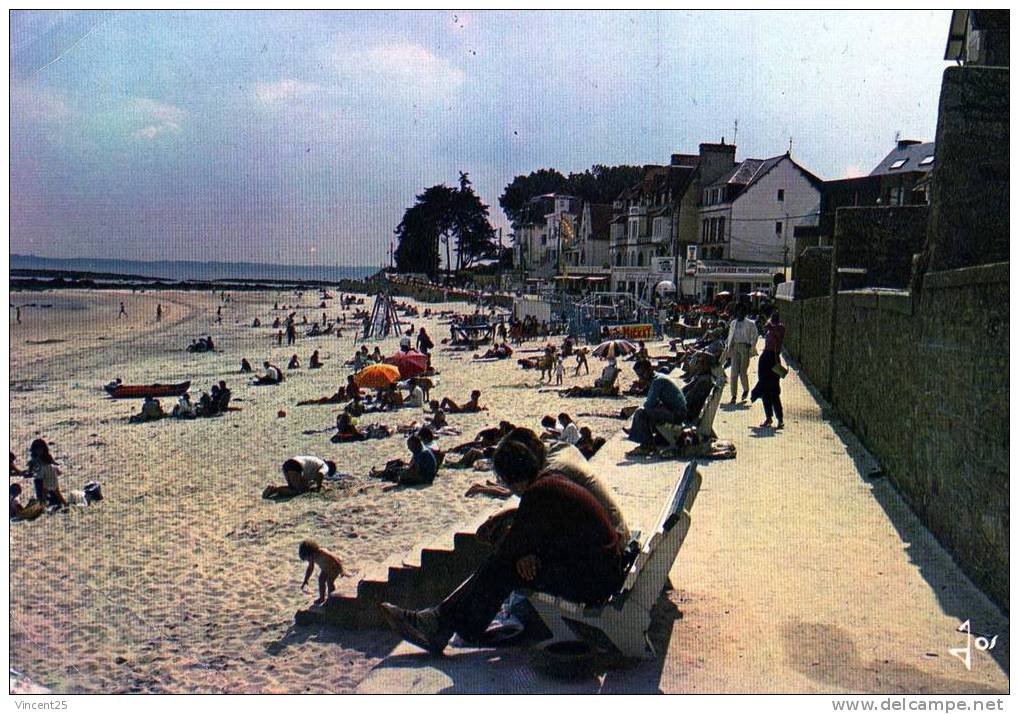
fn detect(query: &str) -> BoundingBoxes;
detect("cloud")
[132,122,180,140]
[11,83,69,123]
[337,42,465,101]
[129,97,185,140]
[254,79,321,104]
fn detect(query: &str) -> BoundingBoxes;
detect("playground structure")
[357,290,404,342]
[560,291,660,343]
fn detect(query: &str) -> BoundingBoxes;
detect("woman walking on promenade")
[752,307,786,429]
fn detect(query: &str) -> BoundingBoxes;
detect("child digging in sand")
[298,539,345,605]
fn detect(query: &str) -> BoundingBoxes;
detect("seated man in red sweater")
[380,439,623,654]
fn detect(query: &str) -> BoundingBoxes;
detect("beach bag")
[772,362,788,379]
[83,481,103,503]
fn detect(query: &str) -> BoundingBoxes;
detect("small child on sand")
[554,356,565,385]
[298,539,344,605]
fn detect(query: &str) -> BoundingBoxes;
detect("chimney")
[698,141,737,186]
[896,139,922,150]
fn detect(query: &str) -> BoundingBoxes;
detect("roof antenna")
[733,118,738,146]
[788,136,793,155]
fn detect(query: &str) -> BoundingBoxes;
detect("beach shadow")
[266,622,398,659]
[367,597,681,693]
[748,426,776,438]
[782,621,1006,694]
[792,362,1010,678]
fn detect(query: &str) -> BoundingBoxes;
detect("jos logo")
[949,619,998,670]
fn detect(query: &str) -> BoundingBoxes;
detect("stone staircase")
[294,505,507,629]
[294,426,687,632]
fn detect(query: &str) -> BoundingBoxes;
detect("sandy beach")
[9,287,643,693]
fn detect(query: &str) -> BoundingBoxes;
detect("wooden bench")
[525,462,702,659]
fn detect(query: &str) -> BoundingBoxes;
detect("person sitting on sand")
[594,358,620,390]
[369,434,438,486]
[252,318,261,328]
[539,415,560,441]
[172,392,198,419]
[263,456,337,499]
[254,361,284,385]
[130,396,166,423]
[288,354,301,370]
[215,381,232,413]
[10,483,25,519]
[333,412,367,442]
[371,346,384,363]
[299,539,345,606]
[240,358,253,373]
[380,437,624,654]
[404,378,426,409]
[439,389,487,414]
[557,413,581,445]
[344,375,362,402]
[575,426,606,460]
[27,439,67,508]
[379,383,405,411]
[309,350,323,369]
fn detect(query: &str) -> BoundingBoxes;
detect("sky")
[10,10,951,267]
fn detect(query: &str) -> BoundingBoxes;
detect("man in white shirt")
[725,303,757,403]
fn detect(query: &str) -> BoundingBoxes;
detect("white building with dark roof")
[695,152,822,299]
[869,139,935,206]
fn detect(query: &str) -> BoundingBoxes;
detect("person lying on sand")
[368,435,437,486]
[452,421,515,453]
[332,412,367,442]
[299,539,345,606]
[254,361,284,385]
[129,396,166,423]
[263,456,336,499]
[474,342,513,360]
[439,389,487,414]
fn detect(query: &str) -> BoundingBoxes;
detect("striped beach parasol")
[353,363,401,389]
[592,339,638,359]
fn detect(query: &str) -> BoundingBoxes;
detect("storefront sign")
[605,323,655,340]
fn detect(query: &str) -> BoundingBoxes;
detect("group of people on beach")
[10,439,103,519]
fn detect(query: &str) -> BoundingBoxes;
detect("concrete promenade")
[357,354,1009,694]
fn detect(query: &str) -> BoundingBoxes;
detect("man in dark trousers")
[379,439,623,653]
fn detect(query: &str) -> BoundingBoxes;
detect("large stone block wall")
[778,263,1009,611]
[925,66,1009,273]
[833,206,929,291]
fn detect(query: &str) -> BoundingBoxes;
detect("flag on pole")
[560,214,575,246]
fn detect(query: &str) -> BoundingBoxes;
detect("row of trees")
[392,164,645,279]
[393,173,500,279]
[498,164,645,228]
